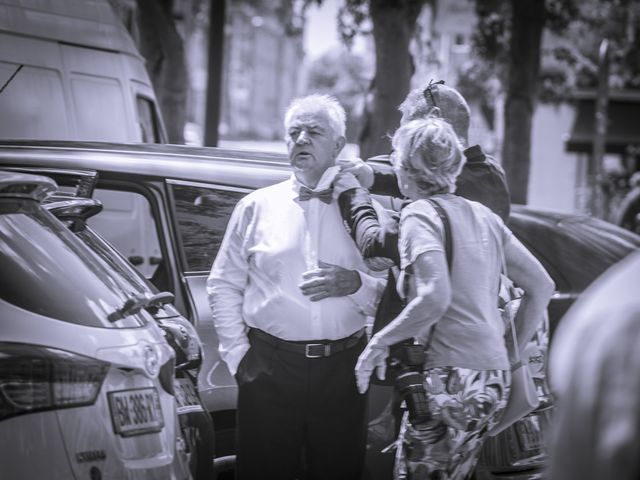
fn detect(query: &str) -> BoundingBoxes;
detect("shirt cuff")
[223,343,251,377]
[349,270,385,316]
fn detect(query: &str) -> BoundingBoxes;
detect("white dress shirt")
[207,166,384,375]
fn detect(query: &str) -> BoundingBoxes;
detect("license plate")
[108,387,164,437]
[174,378,204,414]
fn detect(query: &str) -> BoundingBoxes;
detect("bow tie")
[298,185,333,204]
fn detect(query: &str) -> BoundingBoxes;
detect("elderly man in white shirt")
[207,94,383,480]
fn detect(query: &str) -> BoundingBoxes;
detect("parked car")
[44,192,215,480]
[1,141,638,480]
[0,170,190,480]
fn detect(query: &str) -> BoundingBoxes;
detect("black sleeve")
[455,156,511,222]
[338,187,400,265]
[369,160,403,198]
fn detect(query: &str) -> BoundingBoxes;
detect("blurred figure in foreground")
[548,250,640,480]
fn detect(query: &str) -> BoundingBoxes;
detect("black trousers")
[235,331,368,480]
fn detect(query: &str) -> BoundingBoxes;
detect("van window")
[170,183,247,273]
[0,62,69,139]
[136,96,161,143]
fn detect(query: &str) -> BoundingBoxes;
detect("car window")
[0,199,148,328]
[87,188,163,279]
[170,183,248,273]
[76,226,157,296]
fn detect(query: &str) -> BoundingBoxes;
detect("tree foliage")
[471,0,640,104]
[275,0,428,156]
[305,48,373,141]
[337,0,429,158]
[465,0,640,204]
[109,0,187,143]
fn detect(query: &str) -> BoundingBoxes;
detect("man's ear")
[334,136,346,157]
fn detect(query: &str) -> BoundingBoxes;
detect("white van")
[0,0,167,272]
[0,0,167,143]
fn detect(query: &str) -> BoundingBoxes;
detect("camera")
[388,342,431,428]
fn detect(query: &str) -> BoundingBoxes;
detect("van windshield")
[0,199,148,328]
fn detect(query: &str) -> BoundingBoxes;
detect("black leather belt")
[249,327,365,358]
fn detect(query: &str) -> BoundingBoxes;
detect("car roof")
[509,205,640,292]
[0,140,292,189]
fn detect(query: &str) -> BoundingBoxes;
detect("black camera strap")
[426,198,452,270]
[420,197,453,353]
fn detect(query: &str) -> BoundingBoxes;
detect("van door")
[166,179,251,413]
[0,34,71,139]
[61,44,136,142]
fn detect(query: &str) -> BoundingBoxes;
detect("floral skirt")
[393,366,511,480]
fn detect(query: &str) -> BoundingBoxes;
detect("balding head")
[399,81,470,146]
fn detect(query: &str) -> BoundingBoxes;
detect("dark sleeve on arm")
[370,160,403,197]
[455,153,511,222]
[338,187,400,265]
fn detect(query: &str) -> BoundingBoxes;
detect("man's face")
[285,109,344,187]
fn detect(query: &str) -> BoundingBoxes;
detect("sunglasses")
[422,79,445,109]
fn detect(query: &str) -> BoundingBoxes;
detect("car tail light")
[0,343,109,421]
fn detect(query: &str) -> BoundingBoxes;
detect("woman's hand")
[337,158,375,189]
[355,339,389,393]
[333,170,363,195]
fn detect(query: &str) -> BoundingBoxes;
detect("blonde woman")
[354,116,554,480]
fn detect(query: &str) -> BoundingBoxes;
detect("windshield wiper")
[107,291,175,323]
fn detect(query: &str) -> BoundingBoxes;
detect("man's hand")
[337,158,375,189]
[299,260,362,301]
[355,338,388,394]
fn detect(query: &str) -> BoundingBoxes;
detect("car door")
[166,179,251,413]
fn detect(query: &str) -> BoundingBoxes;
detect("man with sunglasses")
[339,80,510,224]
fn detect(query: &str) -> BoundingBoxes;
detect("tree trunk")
[360,0,425,160]
[135,0,187,144]
[204,0,226,147]
[501,0,545,204]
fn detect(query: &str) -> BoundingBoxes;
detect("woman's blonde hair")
[391,116,466,194]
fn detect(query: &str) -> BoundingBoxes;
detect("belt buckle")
[305,343,329,358]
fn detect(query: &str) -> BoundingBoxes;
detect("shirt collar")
[290,165,340,191]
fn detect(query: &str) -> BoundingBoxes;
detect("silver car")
[0,171,190,479]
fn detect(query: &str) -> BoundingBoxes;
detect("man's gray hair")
[399,82,470,144]
[284,94,346,139]
[392,116,466,194]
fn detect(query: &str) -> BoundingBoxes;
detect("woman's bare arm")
[504,236,555,353]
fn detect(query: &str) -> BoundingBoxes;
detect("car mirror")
[194,194,218,207]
